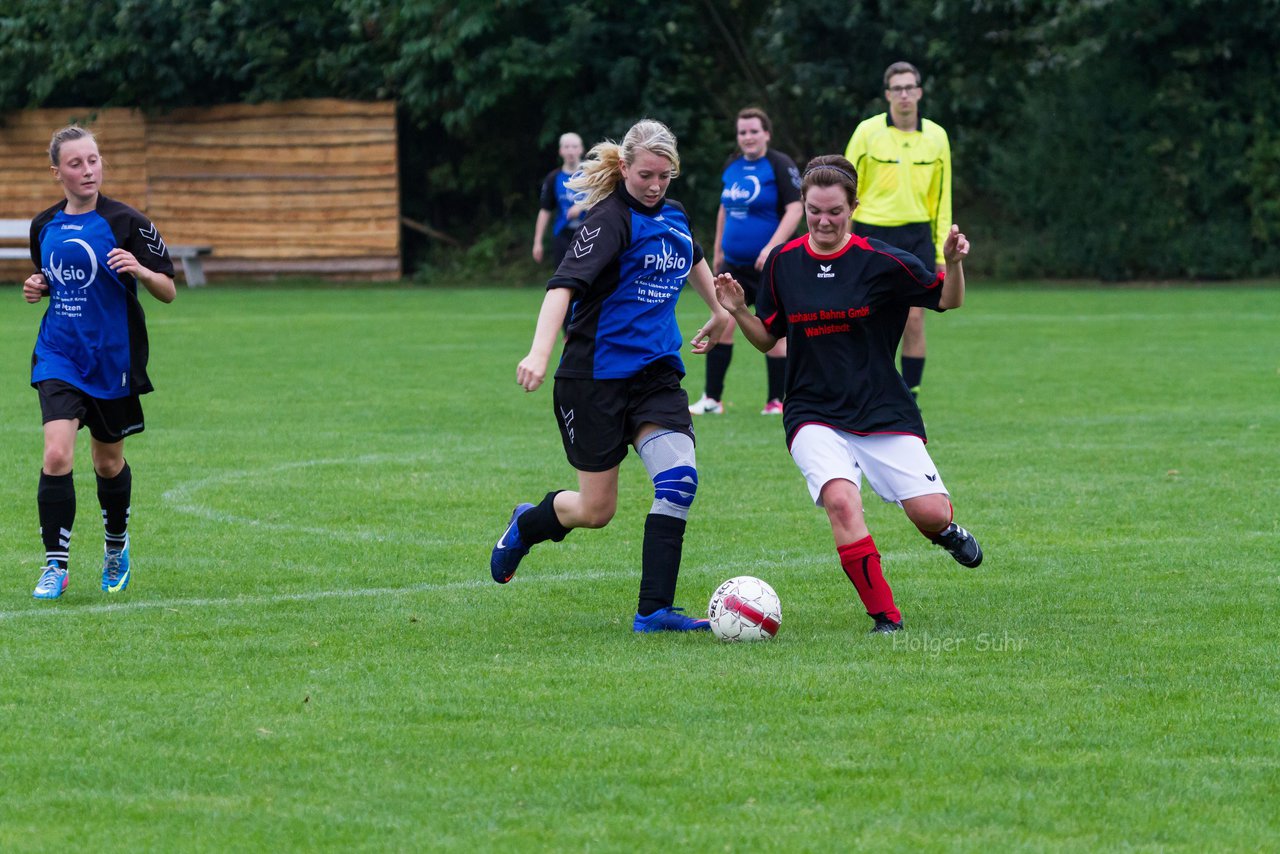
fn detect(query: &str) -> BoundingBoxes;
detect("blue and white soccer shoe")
[490,503,534,584]
[102,537,131,593]
[33,564,69,600]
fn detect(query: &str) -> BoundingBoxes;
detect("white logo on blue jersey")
[643,238,688,272]
[46,237,98,290]
[723,175,762,206]
[721,157,782,265]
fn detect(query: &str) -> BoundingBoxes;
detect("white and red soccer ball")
[707,575,781,641]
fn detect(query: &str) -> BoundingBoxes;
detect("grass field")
[1,282,1277,852]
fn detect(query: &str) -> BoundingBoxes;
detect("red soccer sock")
[837,536,900,623]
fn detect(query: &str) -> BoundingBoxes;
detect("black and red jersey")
[756,233,944,446]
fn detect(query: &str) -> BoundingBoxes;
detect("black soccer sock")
[765,354,786,402]
[901,356,925,396]
[97,462,132,550]
[637,513,686,616]
[516,490,572,546]
[38,471,76,568]
[704,343,732,401]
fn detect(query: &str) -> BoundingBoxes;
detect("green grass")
[1,282,1277,852]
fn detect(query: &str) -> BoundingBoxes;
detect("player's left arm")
[108,249,176,303]
[932,125,953,266]
[755,201,803,271]
[687,258,732,354]
[114,212,176,303]
[937,224,968,310]
[756,154,804,270]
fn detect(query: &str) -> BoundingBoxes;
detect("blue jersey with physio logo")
[548,185,704,380]
[28,195,174,398]
[540,168,585,236]
[719,148,801,267]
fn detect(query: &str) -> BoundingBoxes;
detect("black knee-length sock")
[704,343,732,401]
[901,356,925,395]
[765,354,786,402]
[38,471,75,568]
[97,462,132,550]
[638,513,686,616]
[516,490,571,546]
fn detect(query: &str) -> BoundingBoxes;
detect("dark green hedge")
[4,0,1276,278]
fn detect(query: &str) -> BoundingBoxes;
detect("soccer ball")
[707,575,781,642]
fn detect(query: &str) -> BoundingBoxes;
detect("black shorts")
[853,222,937,275]
[37,379,145,443]
[552,362,695,472]
[718,262,763,307]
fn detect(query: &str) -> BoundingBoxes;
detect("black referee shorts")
[552,362,695,472]
[37,379,145,443]
[853,222,937,275]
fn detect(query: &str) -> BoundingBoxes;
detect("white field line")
[0,568,622,622]
[160,453,453,544]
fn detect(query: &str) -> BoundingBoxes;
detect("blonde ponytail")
[566,142,624,209]
[566,118,681,210]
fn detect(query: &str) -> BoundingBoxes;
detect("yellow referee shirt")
[844,113,952,265]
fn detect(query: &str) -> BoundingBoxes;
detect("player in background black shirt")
[714,154,982,634]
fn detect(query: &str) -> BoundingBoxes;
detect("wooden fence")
[0,100,399,283]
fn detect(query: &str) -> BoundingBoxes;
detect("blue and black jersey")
[539,169,586,236]
[719,148,801,267]
[29,194,174,399]
[548,185,704,380]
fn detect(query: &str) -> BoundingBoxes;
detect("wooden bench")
[0,218,211,286]
[169,245,212,286]
[0,218,29,261]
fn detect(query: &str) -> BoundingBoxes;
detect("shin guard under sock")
[838,535,900,623]
[38,471,76,568]
[97,463,132,549]
[638,513,686,616]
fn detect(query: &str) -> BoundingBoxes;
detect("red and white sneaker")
[760,399,784,415]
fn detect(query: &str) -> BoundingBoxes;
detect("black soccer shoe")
[869,616,904,634]
[931,523,983,568]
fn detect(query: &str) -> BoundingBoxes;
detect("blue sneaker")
[632,606,711,633]
[33,564,69,600]
[102,537,131,593]
[490,503,534,583]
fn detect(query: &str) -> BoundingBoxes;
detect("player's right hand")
[943,223,970,264]
[516,354,547,392]
[714,272,746,314]
[23,273,49,303]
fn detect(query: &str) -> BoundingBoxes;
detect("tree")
[3,0,1276,277]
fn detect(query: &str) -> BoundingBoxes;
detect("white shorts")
[789,424,948,507]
